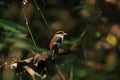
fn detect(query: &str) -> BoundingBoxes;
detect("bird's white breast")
[56,34,64,41]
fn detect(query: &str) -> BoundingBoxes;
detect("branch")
[22,6,37,48]
[33,0,53,38]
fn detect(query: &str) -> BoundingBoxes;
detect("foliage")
[0,0,120,80]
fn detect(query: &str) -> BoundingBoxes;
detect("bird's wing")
[49,36,61,52]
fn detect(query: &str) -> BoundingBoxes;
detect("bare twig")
[55,64,66,80]
[0,62,8,68]
[81,29,88,62]
[83,45,88,62]
[24,66,42,79]
[22,6,37,48]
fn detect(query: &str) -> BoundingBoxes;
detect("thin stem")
[70,66,73,80]
[80,29,88,62]
[33,0,53,38]
[42,0,46,6]
[0,64,4,68]
[22,7,37,48]
[73,28,88,62]
[83,45,88,62]
[55,65,66,80]
[20,74,22,80]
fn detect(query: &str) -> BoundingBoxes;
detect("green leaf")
[76,69,88,78]
[95,31,102,38]
[4,38,49,52]
[0,1,6,6]
[0,44,5,50]
[63,39,79,45]
[0,19,26,32]
[72,5,83,11]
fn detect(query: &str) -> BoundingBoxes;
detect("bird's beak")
[64,33,67,35]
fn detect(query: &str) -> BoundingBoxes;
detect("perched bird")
[49,31,67,54]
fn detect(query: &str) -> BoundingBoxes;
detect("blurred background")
[0,0,120,80]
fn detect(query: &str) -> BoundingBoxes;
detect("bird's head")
[55,31,67,36]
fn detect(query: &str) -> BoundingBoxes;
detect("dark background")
[0,0,120,80]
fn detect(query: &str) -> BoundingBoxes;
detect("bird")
[49,31,67,55]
